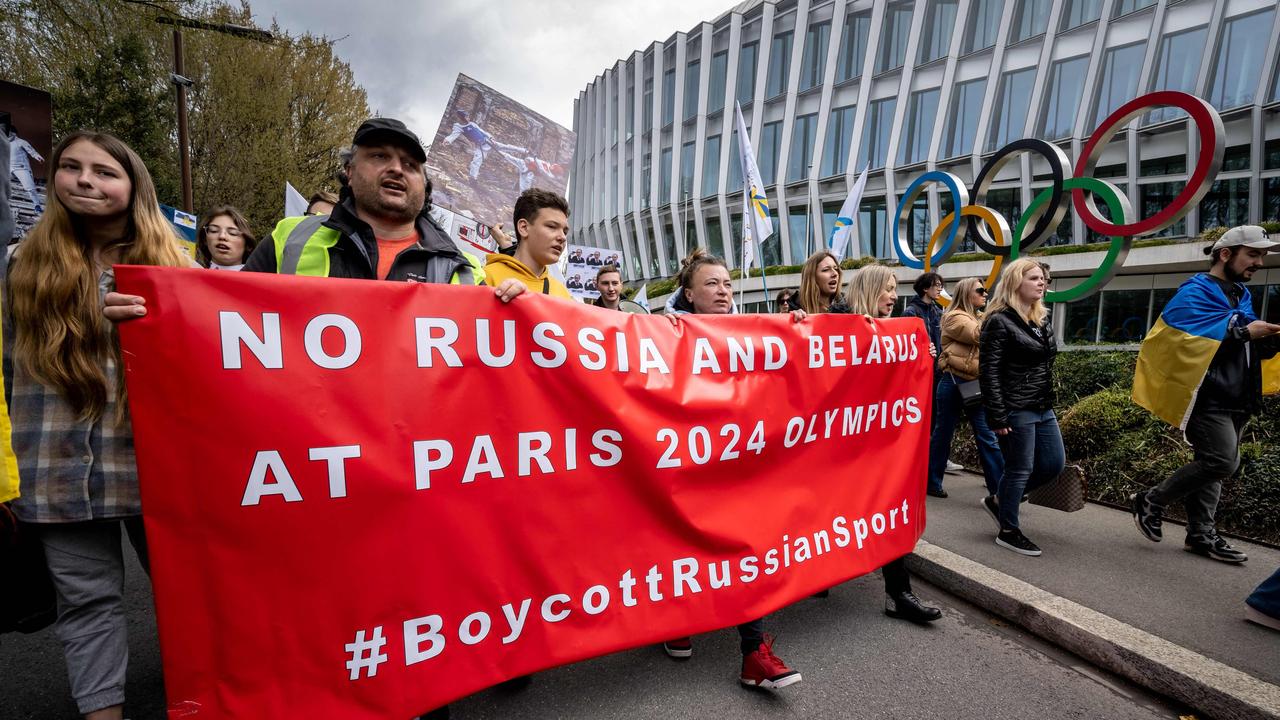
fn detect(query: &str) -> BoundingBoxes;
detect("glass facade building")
[569,0,1280,318]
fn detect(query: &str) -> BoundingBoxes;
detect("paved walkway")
[920,471,1280,687]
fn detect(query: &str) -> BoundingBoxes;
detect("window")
[989,67,1036,150]
[836,12,871,81]
[1012,0,1051,42]
[1039,56,1088,140]
[761,207,783,266]
[900,89,940,164]
[1140,155,1186,177]
[611,85,618,145]
[965,0,1004,53]
[642,220,660,277]
[1223,144,1250,172]
[878,2,913,72]
[1095,42,1145,124]
[1146,27,1208,124]
[759,121,783,184]
[737,42,758,105]
[680,141,695,197]
[706,214,725,259]
[702,136,721,197]
[626,77,635,140]
[643,76,654,132]
[1209,8,1277,110]
[641,153,652,209]
[708,51,728,113]
[905,196,932,258]
[659,147,673,200]
[1112,0,1155,17]
[823,104,856,176]
[728,123,745,190]
[1139,181,1186,237]
[662,69,676,126]
[766,32,793,97]
[1099,290,1152,344]
[662,220,678,274]
[1084,181,1126,244]
[945,79,986,157]
[1064,294,1101,344]
[859,197,888,257]
[1266,139,1280,171]
[1198,178,1250,230]
[788,113,818,182]
[1264,178,1280,224]
[787,206,810,263]
[800,23,830,91]
[1060,0,1101,30]
[684,61,700,122]
[859,97,896,169]
[919,0,958,64]
[626,158,634,209]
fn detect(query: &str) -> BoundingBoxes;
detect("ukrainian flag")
[0,308,18,504]
[1134,273,1280,429]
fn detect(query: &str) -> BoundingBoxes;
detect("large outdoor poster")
[425,73,575,229]
[117,267,931,718]
[0,80,53,242]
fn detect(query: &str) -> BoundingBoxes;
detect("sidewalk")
[911,471,1280,718]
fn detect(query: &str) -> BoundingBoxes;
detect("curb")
[906,540,1280,720]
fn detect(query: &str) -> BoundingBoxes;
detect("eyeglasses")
[975,288,988,296]
[204,225,242,238]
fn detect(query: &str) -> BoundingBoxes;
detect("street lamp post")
[155,15,274,213]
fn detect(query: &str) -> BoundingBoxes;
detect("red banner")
[115,267,932,718]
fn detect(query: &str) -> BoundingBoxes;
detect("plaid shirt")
[3,267,139,522]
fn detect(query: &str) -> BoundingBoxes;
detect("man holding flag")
[1132,226,1280,563]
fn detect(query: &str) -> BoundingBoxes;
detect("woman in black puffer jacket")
[979,258,1065,557]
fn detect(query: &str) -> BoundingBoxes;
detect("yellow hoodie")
[484,254,573,300]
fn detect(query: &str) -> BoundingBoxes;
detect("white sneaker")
[1246,605,1280,632]
[945,460,963,473]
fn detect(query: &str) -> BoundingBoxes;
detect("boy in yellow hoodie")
[485,188,573,300]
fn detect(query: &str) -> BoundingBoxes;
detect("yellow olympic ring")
[925,206,1011,309]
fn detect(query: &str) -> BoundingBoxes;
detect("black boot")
[884,591,942,623]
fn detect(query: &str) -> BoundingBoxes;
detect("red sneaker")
[663,636,693,658]
[740,635,802,689]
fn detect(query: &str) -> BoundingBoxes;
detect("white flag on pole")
[285,181,308,218]
[734,102,772,273]
[634,284,651,312]
[829,164,869,258]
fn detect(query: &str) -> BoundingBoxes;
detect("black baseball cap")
[352,118,426,162]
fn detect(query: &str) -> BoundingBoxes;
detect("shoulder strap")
[279,215,328,275]
[543,277,550,294]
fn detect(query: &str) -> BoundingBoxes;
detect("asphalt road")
[1,541,1189,719]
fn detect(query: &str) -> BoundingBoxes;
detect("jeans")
[1247,567,1280,620]
[38,518,150,714]
[738,618,765,654]
[1147,410,1246,537]
[928,375,1005,494]
[996,409,1065,531]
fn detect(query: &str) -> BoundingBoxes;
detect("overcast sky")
[251,0,738,138]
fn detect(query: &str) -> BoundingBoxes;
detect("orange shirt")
[376,233,418,279]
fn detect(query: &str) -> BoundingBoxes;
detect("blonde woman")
[796,250,848,314]
[928,278,1004,498]
[4,131,189,718]
[841,264,942,624]
[978,258,1065,557]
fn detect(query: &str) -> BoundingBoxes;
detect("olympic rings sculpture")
[891,91,1225,303]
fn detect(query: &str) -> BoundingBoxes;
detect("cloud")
[251,0,735,139]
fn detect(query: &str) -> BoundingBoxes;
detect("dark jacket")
[979,307,1057,428]
[904,297,943,361]
[786,293,850,314]
[243,195,476,283]
[1196,274,1280,415]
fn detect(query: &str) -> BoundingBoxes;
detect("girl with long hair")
[4,131,188,719]
[832,264,943,624]
[195,204,256,270]
[927,278,1004,498]
[978,258,1065,556]
[660,248,803,691]
[796,250,848,314]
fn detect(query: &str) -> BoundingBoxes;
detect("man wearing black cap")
[233,117,511,289]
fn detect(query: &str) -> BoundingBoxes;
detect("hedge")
[951,351,1280,544]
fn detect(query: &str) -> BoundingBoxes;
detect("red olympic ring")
[1073,91,1224,237]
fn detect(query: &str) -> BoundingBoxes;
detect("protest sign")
[117,267,931,718]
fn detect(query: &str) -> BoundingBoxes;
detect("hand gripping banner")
[115,267,932,718]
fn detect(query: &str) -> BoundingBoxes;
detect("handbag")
[1027,464,1087,513]
[0,503,57,634]
[952,374,983,408]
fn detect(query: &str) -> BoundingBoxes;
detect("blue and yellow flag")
[0,303,18,504]
[1134,273,1280,429]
